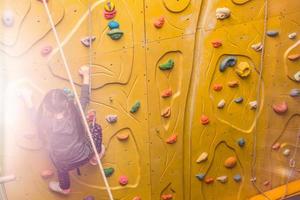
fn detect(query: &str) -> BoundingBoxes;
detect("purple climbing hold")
[84,196,95,200]
[106,114,118,123]
[290,89,300,97]
[81,36,96,47]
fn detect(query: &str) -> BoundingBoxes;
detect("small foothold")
[2,10,14,27]
[104,1,117,19]
[283,149,290,156]
[154,16,165,28]
[216,176,228,183]
[290,89,300,97]
[228,80,239,88]
[288,54,300,61]
[161,194,173,200]
[104,167,114,177]
[132,197,142,200]
[81,36,96,47]
[117,132,129,141]
[249,101,258,110]
[234,97,243,104]
[272,142,281,150]
[263,181,270,186]
[41,45,52,56]
[272,102,288,114]
[119,175,128,186]
[238,138,246,147]
[83,196,95,200]
[224,156,237,168]
[266,30,279,37]
[106,114,118,123]
[41,169,54,179]
[288,32,297,39]
[235,62,251,78]
[233,174,242,182]
[166,134,177,144]
[161,89,172,98]
[204,177,214,184]
[217,99,226,109]
[213,83,223,91]
[108,20,120,29]
[212,40,222,48]
[216,7,231,20]
[107,28,124,40]
[109,96,113,102]
[196,152,208,163]
[196,173,205,181]
[294,71,300,82]
[251,42,263,52]
[161,107,171,118]
[200,115,209,125]
[130,101,141,113]
[250,177,257,182]
[220,56,237,72]
[159,59,174,70]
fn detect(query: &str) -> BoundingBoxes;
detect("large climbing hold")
[290,89,300,97]
[81,36,96,47]
[154,16,165,29]
[161,107,171,118]
[159,59,174,70]
[272,101,288,114]
[266,30,279,37]
[130,101,141,113]
[161,88,172,98]
[235,62,251,78]
[119,175,128,186]
[288,54,300,61]
[2,10,15,27]
[224,156,237,168]
[106,114,118,123]
[220,56,237,72]
[104,1,117,20]
[216,7,231,20]
[104,167,115,177]
[166,134,177,144]
[161,194,173,200]
[196,152,208,163]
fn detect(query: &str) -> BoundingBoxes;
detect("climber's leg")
[48,170,71,195]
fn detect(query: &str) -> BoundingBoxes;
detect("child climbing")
[20,65,105,195]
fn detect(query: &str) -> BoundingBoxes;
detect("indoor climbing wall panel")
[1,0,300,200]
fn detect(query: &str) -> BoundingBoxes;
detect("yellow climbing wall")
[1,0,300,200]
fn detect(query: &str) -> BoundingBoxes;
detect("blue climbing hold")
[233,174,242,182]
[238,138,245,147]
[266,30,279,37]
[196,173,205,181]
[234,97,243,103]
[220,56,237,72]
[108,20,120,29]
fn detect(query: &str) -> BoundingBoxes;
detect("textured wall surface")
[1,0,300,199]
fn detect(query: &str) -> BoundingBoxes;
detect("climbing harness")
[41,1,114,199]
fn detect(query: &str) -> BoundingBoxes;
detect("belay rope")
[41,1,114,199]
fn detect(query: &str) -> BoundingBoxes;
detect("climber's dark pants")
[56,125,102,190]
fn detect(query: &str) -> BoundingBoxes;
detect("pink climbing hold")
[161,194,173,200]
[104,1,117,20]
[41,45,52,56]
[154,16,165,29]
[119,175,128,186]
[272,102,288,114]
[132,197,141,200]
[272,142,281,150]
[211,40,222,48]
[200,115,209,125]
[161,88,172,98]
[41,169,54,179]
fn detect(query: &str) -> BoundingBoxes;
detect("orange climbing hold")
[161,194,173,200]
[272,102,288,114]
[166,134,177,144]
[211,40,222,48]
[132,197,141,200]
[117,132,129,141]
[213,83,223,91]
[224,156,237,168]
[272,142,281,150]
[40,169,54,179]
[200,115,209,125]
[228,80,239,88]
[204,177,214,184]
[154,16,165,29]
[288,54,300,61]
[161,89,172,98]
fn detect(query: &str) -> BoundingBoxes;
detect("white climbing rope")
[41,1,114,199]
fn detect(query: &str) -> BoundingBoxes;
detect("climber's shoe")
[48,181,70,195]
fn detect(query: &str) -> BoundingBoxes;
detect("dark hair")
[36,89,85,142]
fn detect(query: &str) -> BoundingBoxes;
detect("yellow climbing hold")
[235,62,251,78]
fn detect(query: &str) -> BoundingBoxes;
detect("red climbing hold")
[204,177,214,184]
[161,89,172,98]
[211,40,222,48]
[272,102,288,114]
[41,169,54,179]
[154,16,165,29]
[166,134,177,144]
[161,194,173,200]
[213,83,223,91]
[272,142,281,150]
[41,45,52,56]
[200,115,209,125]
[119,175,128,186]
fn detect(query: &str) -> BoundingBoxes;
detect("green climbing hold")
[159,59,174,70]
[130,101,141,113]
[104,167,114,177]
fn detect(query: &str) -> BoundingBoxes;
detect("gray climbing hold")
[220,56,237,72]
[216,176,228,183]
[196,173,205,181]
[238,138,245,147]
[233,174,242,182]
[108,20,120,29]
[290,89,300,97]
[251,42,263,52]
[2,10,14,27]
[288,32,297,39]
[81,36,96,47]
[217,99,226,109]
[234,97,243,103]
[106,114,118,123]
[84,196,95,200]
[266,30,279,37]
